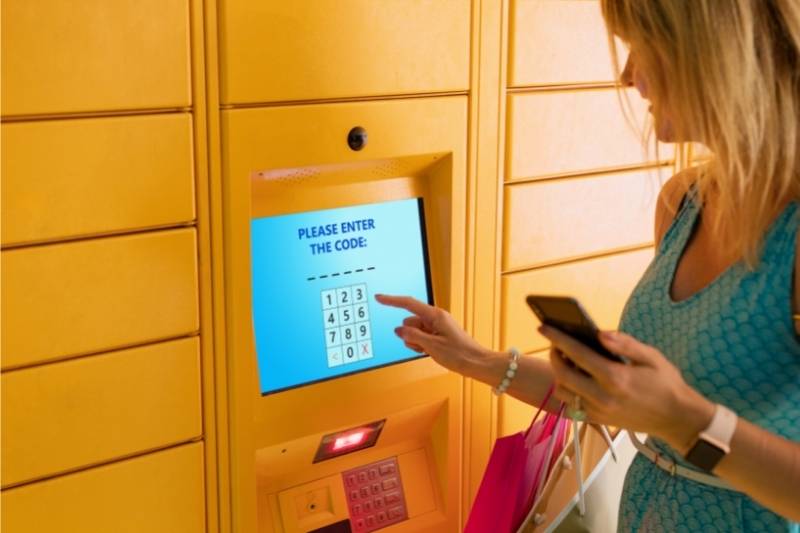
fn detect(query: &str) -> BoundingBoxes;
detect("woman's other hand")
[540,326,715,454]
[375,294,491,375]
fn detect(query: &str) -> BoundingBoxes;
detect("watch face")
[685,440,726,471]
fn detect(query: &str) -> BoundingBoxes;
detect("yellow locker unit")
[501,248,654,355]
[1,0,208,531]
[217,0,470,104]
[1,229,200,370]
[220,96,467,532]
[503,168,664,271]
[1,443,206,533]
[506,89,673,181]
[1,337,201,487]
[1,0,191,117]
[1,114,196,246]
[509,0,623,87]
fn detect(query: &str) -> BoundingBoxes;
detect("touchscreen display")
[251,198,433,395]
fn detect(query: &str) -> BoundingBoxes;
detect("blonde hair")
[601,0,800,266]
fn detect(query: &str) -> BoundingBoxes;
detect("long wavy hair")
[601,0,800,266]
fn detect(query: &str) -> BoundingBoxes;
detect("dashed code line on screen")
[307,266,375,282]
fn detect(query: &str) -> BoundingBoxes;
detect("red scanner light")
[313,419,386,463]
[333,431,367,451]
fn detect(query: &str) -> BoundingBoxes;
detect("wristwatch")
[684,403,737,472]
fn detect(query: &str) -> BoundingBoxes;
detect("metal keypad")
[343,457,408,532]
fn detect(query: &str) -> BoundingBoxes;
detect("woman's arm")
[462,346,558,411]
[540,326,800,521]
[375,294,557,410]
[675,399,800,521]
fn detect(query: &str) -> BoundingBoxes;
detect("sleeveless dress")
[616,187,800,532]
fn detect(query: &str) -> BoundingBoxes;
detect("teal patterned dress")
[617,187,800,532]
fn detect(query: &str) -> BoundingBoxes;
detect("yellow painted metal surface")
[1,0,191,116]
[1,114,195,246]
[223,97,468,326]
[1,443,205,533]
[185,0,221,528]
[255,398,452,533]
[1,229,199,369]
[1,337,201,487]
[218,0,470,104]
[221,97,467,532]
[500,248,654,354]
[0,0,679,530]
[509,0,623,87]
[398,448,438,518]
[277,474,350,533]
[503,168,664,271]
[463,0,507,518]
[506,89,673,180]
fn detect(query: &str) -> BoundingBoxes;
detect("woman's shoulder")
[654,166,701,248]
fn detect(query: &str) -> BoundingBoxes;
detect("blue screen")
[251,198,433,395]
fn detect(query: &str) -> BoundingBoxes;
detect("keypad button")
[352,504,362,515]
[371,483,381,495]
[354,303,370,323]
[357,340,373,361]
[354,518,365,529]
[341,324,356,344]
[325,327,342,349]
[373,497,384,509]
[352,284,368,303]
[323,309,339,328]
[381,478,397,490]
[365,515,376,527]
[346,475,357,487]
[359,487,370,499]
[337,287,353,306]
[363,501,373,513]
[343,343,358,363]
[326,347,343,367]
[379,463,395,475]
[321,289,337,310]
[385,491,401,504]
[355,320,371,340]
[368,468,378,480]
[357,472,368,483]
[377,511,387,523]
[339,305,355,325]
[388,506,405,520]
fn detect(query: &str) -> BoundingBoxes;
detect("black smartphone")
[526,295,628,364]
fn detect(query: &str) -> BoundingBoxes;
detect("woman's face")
[620,49,680,142]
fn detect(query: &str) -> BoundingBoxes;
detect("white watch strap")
[699,404,737,453]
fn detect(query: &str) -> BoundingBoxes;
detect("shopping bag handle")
[523,384,557,438]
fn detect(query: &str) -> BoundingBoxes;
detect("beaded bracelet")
[492,347,520,395]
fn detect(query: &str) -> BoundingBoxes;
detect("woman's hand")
[375,294,491,375]
[540,325,715,454]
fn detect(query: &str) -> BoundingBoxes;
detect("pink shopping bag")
[464,386,570,533]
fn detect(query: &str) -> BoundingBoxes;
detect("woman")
[377,1,800,530]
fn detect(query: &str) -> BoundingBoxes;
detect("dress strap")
[658,183,700,255]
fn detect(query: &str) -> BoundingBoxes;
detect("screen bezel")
[256,197,435,396]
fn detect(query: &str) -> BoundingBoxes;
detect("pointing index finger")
[375,294,435,319]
